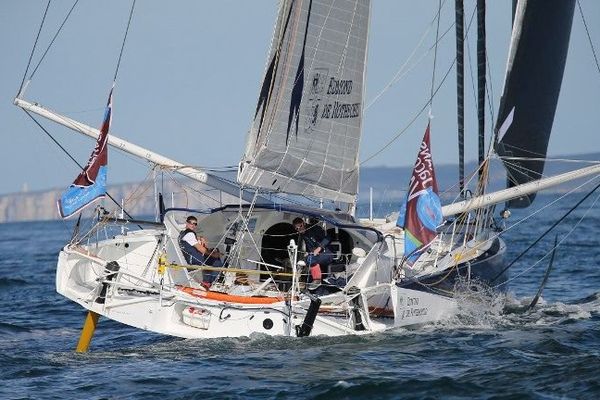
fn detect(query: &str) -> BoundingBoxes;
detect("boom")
[14,98,264,203]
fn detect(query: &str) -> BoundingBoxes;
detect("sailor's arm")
[195,237,221,258]
[193,237,209,254]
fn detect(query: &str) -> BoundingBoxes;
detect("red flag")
[398,123,442,264]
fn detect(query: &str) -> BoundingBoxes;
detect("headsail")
[494,0,575,208]
[238,0,370,204]
[398,123,442,265]
[57,89,112,219]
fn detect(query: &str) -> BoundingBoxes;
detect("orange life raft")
[178,286,285,304]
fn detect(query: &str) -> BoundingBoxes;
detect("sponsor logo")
[304,68,329,133]
[303,70,360,133]
[397,296,429,320]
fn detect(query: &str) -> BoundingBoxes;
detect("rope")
[360,57,456,165]
[23,110,138,222]
[113,0,137,82]
[28,1,80,82]
[577,0,600,76]
[490,180,600,283]
[17,0,51,96]
[495,190,600,289]
[360,3,479,166]
[429,0,443,112]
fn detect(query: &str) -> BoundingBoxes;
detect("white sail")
[238,0,370,204]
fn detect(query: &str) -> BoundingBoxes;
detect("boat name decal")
[326,77,353,95]
[398,297,429,319]
[304,70,360,133]
[399,307,429,319]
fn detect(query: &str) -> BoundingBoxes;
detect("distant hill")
[1,152,598,223]
[359,152,600,203]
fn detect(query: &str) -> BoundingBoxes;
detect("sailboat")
[13,0,600,347]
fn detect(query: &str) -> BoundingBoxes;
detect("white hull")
[56,239,457,339]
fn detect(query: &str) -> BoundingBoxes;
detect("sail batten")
[239,0,370,204]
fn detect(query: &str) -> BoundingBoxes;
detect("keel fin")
[76,311,100,353]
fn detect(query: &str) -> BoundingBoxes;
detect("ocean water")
[1,193,599,399]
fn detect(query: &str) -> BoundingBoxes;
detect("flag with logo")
[57,89,112,219]
[397,122,443,264]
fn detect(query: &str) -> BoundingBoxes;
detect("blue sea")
[1,193,599,399]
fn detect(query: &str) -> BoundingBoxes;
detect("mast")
[476,0,486,185]
[455,0,465,197]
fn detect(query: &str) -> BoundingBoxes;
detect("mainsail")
[238,0,370,204]
[494,0,575,208]
[57,89,112,219]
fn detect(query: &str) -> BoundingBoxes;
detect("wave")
[0,321,30,334]
[568,292,600,305]
[0,277,27,288]
[426,279,599,331]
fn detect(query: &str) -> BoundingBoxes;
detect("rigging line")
[485,53,495,134]
[494,173,600,242]
[465,5,478,123]
[496,191,600,290]
[365,0,451,110]
[444,161,597,259]
[498,157,557,183]
[122,170,155,207]
[364,26,432,110]
[113,0,137,83]
[449,173,600,273]
[24,110,83,170]
[28,0,80,82]
[18,0,51,97]
[163,169,223,205]
[496,163,542,186]
[213,173,310,207]
[22,110,139,223]
[490,180,600,284]
[496,141,555,159]
[443,157,487,205]
[360,4,477,166]
[361,57,456,165]
[429,0,443,111]
[577,0,600,76]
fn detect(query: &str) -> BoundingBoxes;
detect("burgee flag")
[58,89,112,219]
[397,123,443,264]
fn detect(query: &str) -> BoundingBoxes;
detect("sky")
[1,1,599,195]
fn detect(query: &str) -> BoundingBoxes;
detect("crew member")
[179,215,223,285]
[293,217,334,287]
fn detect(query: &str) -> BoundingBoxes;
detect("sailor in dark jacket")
[179,215,223,284]
[293,217,334,285]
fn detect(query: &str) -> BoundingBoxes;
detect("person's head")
[293,217,305,233]
[185,216,198,230]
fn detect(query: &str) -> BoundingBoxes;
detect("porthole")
[263,318,273,330]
